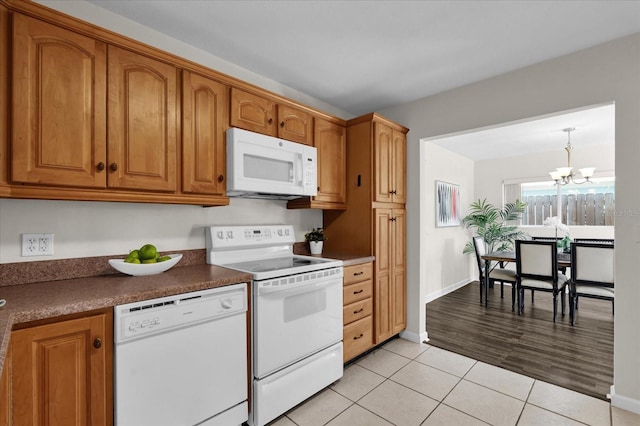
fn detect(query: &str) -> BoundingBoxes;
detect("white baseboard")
[425,278,472,304]
[399,329,428,343]
[610,385,640,415]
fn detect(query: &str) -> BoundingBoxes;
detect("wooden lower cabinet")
[0,341,12,426]
[374,208,406,343]
[9,310,113,426]
[342,262,374,362]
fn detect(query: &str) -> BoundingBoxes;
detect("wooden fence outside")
[521,193,615,226]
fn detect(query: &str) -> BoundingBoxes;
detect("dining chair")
[569,242,614,325]
[515,240,569,322]
[528,236,565,301]
[473,236,517,309]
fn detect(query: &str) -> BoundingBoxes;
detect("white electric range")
[206,225,344,426]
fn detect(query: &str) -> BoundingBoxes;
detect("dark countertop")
[319,253,375,267]
[0,248,374,378]
[0,263,251,377]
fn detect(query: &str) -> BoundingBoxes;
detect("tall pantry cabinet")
[324,113,408,348]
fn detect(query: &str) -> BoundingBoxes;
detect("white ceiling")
[85,0,640,117]
[429,103,616,160]
[83,1,636,160]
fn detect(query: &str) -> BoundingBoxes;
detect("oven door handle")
[257,279,338,297]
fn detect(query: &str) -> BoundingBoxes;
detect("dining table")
[480,251,571,307]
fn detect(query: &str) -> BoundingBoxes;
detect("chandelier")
[549,127,595,185]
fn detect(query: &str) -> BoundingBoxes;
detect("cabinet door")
[374,208,393,342]
[11,312,112,426]
[391,209,406,334]
[182,70,228,195]
[277,105,312,145]
[230,88,276,136]
[0,341,11,426]
[392,129,406,203]
[314,118,346,204]
[108,45,177,191]
[11,13,107,188]
[374,208,406,342]
[374,122,394,203]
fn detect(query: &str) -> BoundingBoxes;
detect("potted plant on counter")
[305,228,326,255]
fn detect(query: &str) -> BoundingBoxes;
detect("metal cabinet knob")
[93,337,102,349]
[96,162,105,171]
[217,175,224,183]
[110,163,118,172]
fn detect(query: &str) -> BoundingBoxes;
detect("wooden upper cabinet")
[11,13,107,188]
[230,87,276,136]
[277,104,313,145]
[10,311,113,426]
[230,87,313,145]
[182,70,229,196]
[314,118,346,204]
[374,122,405,203]
[107,46,178,192]
[392,129,407,204]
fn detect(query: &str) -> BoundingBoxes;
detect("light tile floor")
[269,338,640,426]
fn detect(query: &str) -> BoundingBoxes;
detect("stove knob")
[284,229,290,236]
[217,231,224,239]
[277,229,283,236]
[227,231,234,239]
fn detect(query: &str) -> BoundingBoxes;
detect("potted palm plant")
[461,198,528,254]
[305,228,326,255]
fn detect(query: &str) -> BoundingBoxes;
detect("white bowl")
[108,254,183,276]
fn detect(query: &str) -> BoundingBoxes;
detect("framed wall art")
[436,180,460,227]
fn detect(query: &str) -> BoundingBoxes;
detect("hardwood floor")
[425,282,613,400]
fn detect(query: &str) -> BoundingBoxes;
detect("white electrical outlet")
[21,233,54,256]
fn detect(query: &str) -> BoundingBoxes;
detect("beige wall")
[381,33,640,412]
[422,143,475,303]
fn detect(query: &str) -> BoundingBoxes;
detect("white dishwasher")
[114,283,248,426]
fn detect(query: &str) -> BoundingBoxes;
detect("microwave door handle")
[296,153,303,186]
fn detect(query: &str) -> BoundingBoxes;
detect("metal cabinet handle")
[353,271,364,276]
[96,162,105,171]
[109,163,118,172]
[353,289,364,294]
[353,333,364,340]
[354,308,364,314]
[93,337,102,349]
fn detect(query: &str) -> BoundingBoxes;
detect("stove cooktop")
[224,256,332,274]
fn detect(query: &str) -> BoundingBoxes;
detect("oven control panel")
[206,225,296,249]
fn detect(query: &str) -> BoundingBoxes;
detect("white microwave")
[226,127,318,199]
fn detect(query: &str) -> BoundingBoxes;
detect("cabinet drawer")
[343,316,373,362]
[343,280,373,305]
[343,298,372,325]
[343,263,373,285]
